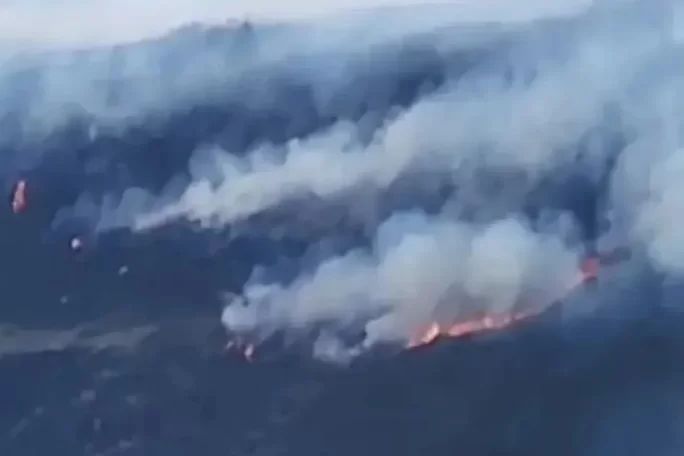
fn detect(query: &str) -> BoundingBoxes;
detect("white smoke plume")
[128,0,664,233]
[221,212,581,354]
[598,20,684,274]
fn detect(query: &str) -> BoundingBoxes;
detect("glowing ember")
[407,256,601,349]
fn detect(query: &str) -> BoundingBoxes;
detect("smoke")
[131,47,623,231]
[220,0,684,358]
[112,0,667,237]
[598,26,684,274]
[8,0,684,361]
[222,212,581,355]
[0,2,596,151]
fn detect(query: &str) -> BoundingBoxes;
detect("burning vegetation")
[407,256,603,349]
[222,253,612,360]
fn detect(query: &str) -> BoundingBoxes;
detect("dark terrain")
[2,2,684,455]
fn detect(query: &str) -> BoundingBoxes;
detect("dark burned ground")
[2,289,684,456]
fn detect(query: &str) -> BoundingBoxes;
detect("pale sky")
[0,0,594,49]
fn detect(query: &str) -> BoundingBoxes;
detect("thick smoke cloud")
[219,0,684,358]
[114,0,678,359]
[7,0,684,361]
[122,0,667,236]
[222,213,580,355]
[132,44,625,231]
[0,2,597,154]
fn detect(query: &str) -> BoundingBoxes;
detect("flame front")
[226,256,605,359]
[407,257,601,349]
[407,310,534,349]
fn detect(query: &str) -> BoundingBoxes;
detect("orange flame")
[407,310,534,349]
[407,257,600,349]
[224,257,605,357]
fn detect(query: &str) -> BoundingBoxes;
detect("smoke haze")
[3,0,684,361]
[0,0,592,48]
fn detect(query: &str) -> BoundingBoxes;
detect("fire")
[409,322,441,347]
[223,256,606,358]
[407,310,534,349]
[407,256,601,349]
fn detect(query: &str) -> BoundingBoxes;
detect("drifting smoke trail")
[120,0,667,235]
